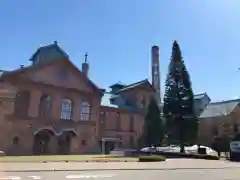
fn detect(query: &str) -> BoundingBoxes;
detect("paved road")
[1,159,240,171]
[0,159,240,180]
[0,169,240,180]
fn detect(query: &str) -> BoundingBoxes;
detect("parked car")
[141,145,217,155]
[0,151,5,156]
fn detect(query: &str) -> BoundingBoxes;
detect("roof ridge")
[29,42,69,62]
[124,78,149,87]
[210,99,240,105]
[194,92,206,96]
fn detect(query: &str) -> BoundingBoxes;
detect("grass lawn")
[0,155,137,162]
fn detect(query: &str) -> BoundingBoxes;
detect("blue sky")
[0,0,240,101]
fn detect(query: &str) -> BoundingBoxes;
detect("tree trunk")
[179,118,185,153]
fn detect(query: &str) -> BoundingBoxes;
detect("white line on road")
[66,174,115,179]
[0,176,21,180]
[28,176,42,179]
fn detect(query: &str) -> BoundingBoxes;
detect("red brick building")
[0,42,156,155]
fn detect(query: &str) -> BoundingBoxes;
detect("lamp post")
[100,112,105,154]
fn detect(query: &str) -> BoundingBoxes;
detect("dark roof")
[29,43,69,62]
[109,82,126,88]
[200,99,240,118]
[115,79,155,93]
[100,92,141,112]
[194,93,207,99]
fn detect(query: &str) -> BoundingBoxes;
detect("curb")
[0,160,135,163]
[2,166,240,172]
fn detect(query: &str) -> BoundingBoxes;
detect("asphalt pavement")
[0,159,239,180]
[1,169,240,180]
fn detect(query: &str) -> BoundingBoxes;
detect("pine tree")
[140,96,164,147]
[163,40,198,152]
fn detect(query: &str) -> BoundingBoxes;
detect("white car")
[141,145,217,156]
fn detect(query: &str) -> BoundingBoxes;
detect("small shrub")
[192,154,219,160]
[138,155,166,162]
[132,151,219,160]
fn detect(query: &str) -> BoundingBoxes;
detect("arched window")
[39,94,52,118]
[60,98,72,120]
[80,101,91,121]
[14,90,30,117]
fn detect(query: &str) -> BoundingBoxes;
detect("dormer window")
[110,98,115,104]
[125,99,131,106]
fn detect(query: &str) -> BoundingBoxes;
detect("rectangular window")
[130,115,134,132]
[100,112,105,126]
[116,112,121,131]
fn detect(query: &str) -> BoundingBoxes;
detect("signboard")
[230,141,240,152]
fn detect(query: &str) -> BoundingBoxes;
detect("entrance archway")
[58,130,77,154]
[33,129,55,155]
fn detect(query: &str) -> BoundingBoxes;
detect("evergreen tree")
[140,96,164,147]
[163,40,198,152]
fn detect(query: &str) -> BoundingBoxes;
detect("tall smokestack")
[151,45,161,104]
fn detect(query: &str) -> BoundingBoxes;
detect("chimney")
[151,45,161,104]
[82,52,89,77]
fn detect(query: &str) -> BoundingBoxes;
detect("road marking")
[28,176,42,179]
[66,174,115,179]
[0,176,21,180]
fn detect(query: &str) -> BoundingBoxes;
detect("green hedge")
[138,155,166,162]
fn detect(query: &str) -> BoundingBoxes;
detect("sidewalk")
[0,159,240,172]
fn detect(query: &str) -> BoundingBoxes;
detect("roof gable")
[200,99,240,118]
[1,59,101,96]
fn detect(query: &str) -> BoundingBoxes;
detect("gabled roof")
[0,52,102,96]
[115,79,155,93]
[29,42,69,62]
[200,99,240,118]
